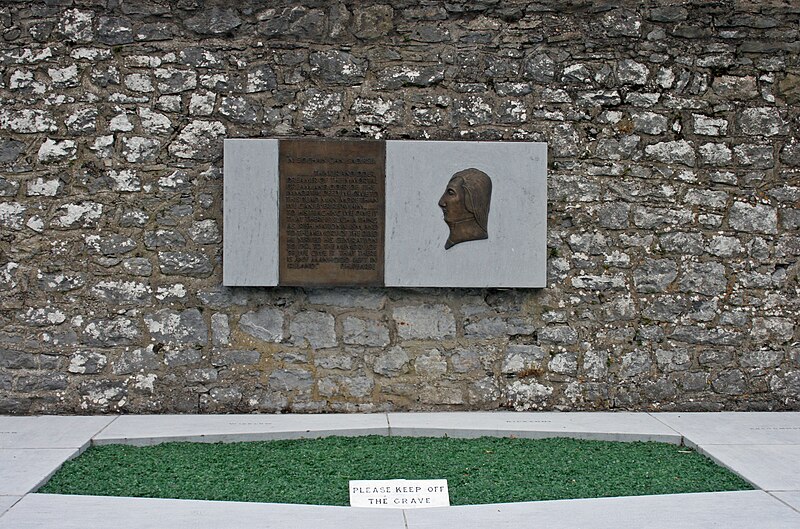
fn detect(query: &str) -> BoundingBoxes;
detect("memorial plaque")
[279,139,385,286]
[223,139,547,288]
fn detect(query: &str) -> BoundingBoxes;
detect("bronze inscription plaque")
[279,139,385,286]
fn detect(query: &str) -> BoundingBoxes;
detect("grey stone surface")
[0,449,79,495]
[0,494,407,529]
[92,414,389,445]
[223,139,278,286]
[0,416,115,449]
[393,305,455,340]
[289,311,336,349]
[404,491,800,529]
[239,307,283,343]
[386,412,680,443]
[0,496,20,516]
[654,412,800,446]
[385,141,547,288]
[772,492,800,512]
[343,317,390,347]
[697,444,800,491]
[144,309,208,346]
[1,2,798,414]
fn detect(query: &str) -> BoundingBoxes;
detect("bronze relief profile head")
[438,168,492,250]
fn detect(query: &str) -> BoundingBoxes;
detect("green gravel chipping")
[40,436,752,505]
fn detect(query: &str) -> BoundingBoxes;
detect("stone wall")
[0,0,798,414]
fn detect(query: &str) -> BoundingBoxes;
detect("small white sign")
[349,479,450,509]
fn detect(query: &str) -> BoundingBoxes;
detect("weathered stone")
[645,140,695,166]
[144,229,186,249]
[659,233,704,255]
[0,109,57,133]
[655,348,691,372]
[733,144,773,169]
[671,326,742,346]
[65,108,98,134]
[83,317,140,347]
[185,8,242,35]
[631,112,668,135]
[122,258,152,277]
[505,380,553,411]
[158,251,213,277]
[374,346,409,376]
[211,313,231,346]
[68,351,107,374]
[729,202,778,234]
[57,9,94,43]
[96,16,133,45]
[620,350,653,378]
[634,259,677,293]
[343,317,390,347]
[778,72,800,105]
[290,311,336,349]
[693,114,728,136]
[752,317,794,345]
[188,219,220,244]
[318,375,374,399]
[414,349,447,377]
[0,138,25,164]
[464,317,507,339]
[90,280,151,306]
[244,65,277,93]
[712,370,746,395]
[595,203,630,229]
[377,65,445,89]
[501,344,546,375]
[698,143,732,166]
[549,352,578,376]
[738,107,788,136]
[601,9,642,37]
[393,305,455,340]
[538,325,578,345]
[679,262,727,296]
[649,6,688,22]
[239,307,283,343]
[306,289,386,309]
[353,5,393,40]
[301,90,343,129]
[617,60,648,85]
[0,349,36,369]
[155,67,197,94]
[212,349,260,366]
[145,308,208,345]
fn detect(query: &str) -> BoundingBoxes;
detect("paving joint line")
[89,415,122,447]
[767,491,800,515]
[645,412,687,446]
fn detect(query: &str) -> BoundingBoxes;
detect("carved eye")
[447,188,456,196]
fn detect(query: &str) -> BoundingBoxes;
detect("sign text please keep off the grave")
[349,479,450,509]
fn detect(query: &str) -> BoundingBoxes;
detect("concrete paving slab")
[404,491,800,529]
[387,412,682,443]
[93,414,390,446]
[0,449,78,495]
[696,444,800,491]
[772,492,800,513]
[0,497,21,516]
[653,412,800,446]
[0,494,407,529]
[0,416,116,449]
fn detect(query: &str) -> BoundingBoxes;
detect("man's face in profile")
[438,176,469,223]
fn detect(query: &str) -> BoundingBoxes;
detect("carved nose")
[438,199,446,208]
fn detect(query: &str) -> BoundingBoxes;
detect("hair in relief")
[438,168,493,250]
